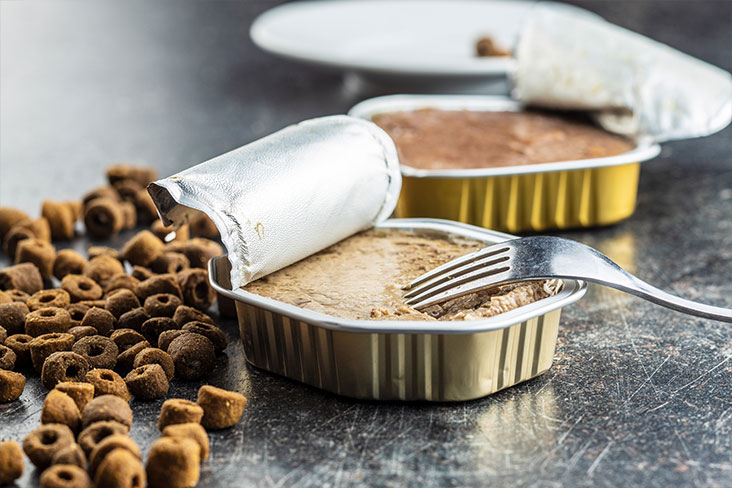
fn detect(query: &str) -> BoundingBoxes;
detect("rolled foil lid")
[148,115,401,289]
[514,6,732,142]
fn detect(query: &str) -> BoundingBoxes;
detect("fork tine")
[402,242,512,291]
[407,268,515,310]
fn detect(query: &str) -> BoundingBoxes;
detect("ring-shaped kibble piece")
[53,249,87,281]
[82,395,132,430]
[22,423,75,469]
[143,293,181,318]
[105,289,141,319]
[4,334,32,368]
[113,179,143,201]
[68,326,98,342]
[77,420,129,457]
[0,325,7,344]
[82,186,118,207]
[182,321,227,354]
[176,268,216,311]
[84,197,124,239]
[157,329,186,354]
[3,225,36,259]
[29,333,75,373]
[83,255,124,288]
[161,422,209,462]
[55,381,95,412]
[167,333,215,381]
[135,274,182,302]
[0,291,10,305]
[25,307,72,337]
[51,442,88,470]
[0,207,29,240]
[134,187,158,225]
[41,351,90,390]
[15,238,56,279]
[95,447,146,488]
[104,273,140,295]
[125,364,169,400]
[5,288,30,304]
[0,440,25,485]
[145,437,200,488]
[73,335,119,369]
[77,299,106,309]
[115,340,150,376]
[80,307,116,337]
[149,252,190,275]
[0,262,44,295]
[119,201,137,230]
[66,303,90,327]
[197,385,247,430]
[110,329,146,352]
[183,238,223,269]
[89,435,141,477]
[120,230,164,267]
[86,245,119,261]
[41,200,75,241]
[27,289,71,312]
[39,463,92,488]
[85,369,131,402]
[172,305,214,327]
[133,347,174,381]
[118,308,149,333]
[130,266,154,281]
[62,274,103,302]
[140,317,178,347]
[106,165,157,187]
[0,344,17,370]
[157,399,203,431]
[41,389,82,434]
[0,369,26,402]
[0,301,30,336]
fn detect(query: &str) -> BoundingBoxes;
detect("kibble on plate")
[157,398,203,430]
[39,463,92,488]
[29,333,75,372]
[162,422,209,462]
[146,437,200,488]
[73,335,119,369]
[22,423,75,469]
[197,385,247,430]
[41,389,82,433]
[85,369,131,402]
[0,440,24,485]
[82,394,133,429]
[0,368,26,402]
[51,442,88,470]
[55,381,95,412]
[41,351,90,389]
[77,420,129,457]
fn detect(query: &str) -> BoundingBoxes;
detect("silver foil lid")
[514,6,732,142]
[149,115,401,289]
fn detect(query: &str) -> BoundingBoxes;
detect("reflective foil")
[148,115,401,289]
[515,7,732,142]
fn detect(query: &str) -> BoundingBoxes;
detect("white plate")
[250,0,595,79]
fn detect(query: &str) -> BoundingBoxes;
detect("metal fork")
[403,236,732,322]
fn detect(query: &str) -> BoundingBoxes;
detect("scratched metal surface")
[1,1,731,487]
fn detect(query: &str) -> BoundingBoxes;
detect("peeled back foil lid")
[514,6,732,142]
[148,115,401,289]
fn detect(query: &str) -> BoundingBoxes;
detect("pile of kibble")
[0,164,247,487]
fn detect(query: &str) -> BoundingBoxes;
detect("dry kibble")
[87,245,119,261]
[95,447,146,488]
[84,198,124,239]
[163,241,186,254]
[125,363,169,400]
[141,317,178,347]
[0,440,24,485]
[82,186,119,207]
[51,443,87,470]
[168,333,215,381]
[5,334,32,368]
[146,437,200,488]
[151,221,189,243]
[80,307,116,336]
[150,251,190,275]
[0,207,30,241]
[158,329,186,353]
[78,299,106,309]
[133,347,174,381]
[110,328,146,352]
[85,369,131,402]
[118,308,149,332]
[27,217,51,242]
[15,238,56,279]
[189,213,219,239]
[73,335,119,369]
[0,368,26,402]
[55,381,95,412]
[62,274,104,302]
[106,164,158,187]
[0,291,9,305]
[115,340,150,376]
[41,351,90,389]
[105,289,141,319]
[183,238,223,269]
[162,422,209,461]
[66,303,90,327]
[78,421,129,457]
[157,399,203,431]
[104,273,140,295]
[197,385,247,430]
[22,423,75,469]
[134,188,159,225]
[40,463,92,488]
[0,301,29,335]
[121,230,164,267]
[89,435,141,477]
[0,344,16,370]
[68,326,98,342]
[135,274,182,301]
[0,324,6,343]
[82,394,132,429]
[42,200,75,240]
[144,293,182,318]
[53,249,87,280]
[119,201,137,230]
[28,289,71,311]
[41,389,82,433]
[0,262,44,294]
[66,201,83,222]
[3,224,36,258]
[25,307,71,337]
[5,288,30,303]
[29,333,75,372]
[130,265,154,281]
[113,179,144,202]
[182,321,227,353]
[83,255,125,287]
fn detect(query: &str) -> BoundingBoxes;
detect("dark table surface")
[1,1,731,487]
